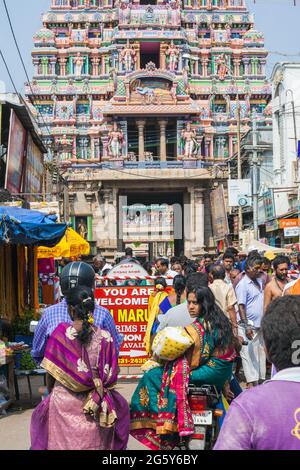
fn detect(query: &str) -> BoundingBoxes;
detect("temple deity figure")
[165,41,179,72]
[50,79,58,94]
[216,53,229,81]
[181,122,197,159]
[121,40,136,73]
[77,219,88,240]
[182,65,190,94]
[110,68,118,93]
[74,53,84,77]
[108,122,124,159]
[225,24,231,42]
[120,0,132,25]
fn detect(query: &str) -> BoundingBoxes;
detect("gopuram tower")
[26,0,271,259]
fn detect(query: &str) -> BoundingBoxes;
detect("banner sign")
[5,110,26,194]
[265,220,279,232]
[284,227,300,238]
[95,286,154,367]
[280,219,299,229]
[25,134,44,199]
[210,185,229,240]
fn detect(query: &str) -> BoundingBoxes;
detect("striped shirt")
[31,299,123,364]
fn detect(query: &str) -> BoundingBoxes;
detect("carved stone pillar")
[260,59,266,76]
[229,134,234,158]
[233,58,240,77]
[92,56,100,76]
[70,136,76,160]
[136,120,146,161]
[101,55,105,75]
[158,119,168,162]
[101,135,109,160]
[243,58,250,76]
[210,137,214,159]
[194,189,205,251]
[202,57,208,77]
[59,56,67,76]
[33,58,40,76]
[90,136,95,160]
[50,58,57,75]
[160,43,167,70]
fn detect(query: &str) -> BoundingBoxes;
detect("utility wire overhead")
[2,0,53,139]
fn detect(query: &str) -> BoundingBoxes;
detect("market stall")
[37,227,90,306]
[0,206,67,321]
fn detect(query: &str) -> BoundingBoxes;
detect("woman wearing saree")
[30,286,129,450]
[130,287,237,450]
[144,277,174,355]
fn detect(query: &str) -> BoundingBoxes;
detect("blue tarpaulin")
[0,206,67,246]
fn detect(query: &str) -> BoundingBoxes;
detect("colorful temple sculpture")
[26,0,272,259]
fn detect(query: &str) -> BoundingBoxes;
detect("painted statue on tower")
[108,122,124,159]
[74,53,84,77]
[121,40,136,73]
[166,41,179,72]
[78,219,88,240]
[181,122,198,159]
[216,54,230,81]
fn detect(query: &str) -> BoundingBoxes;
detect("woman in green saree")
[130,287,237,450]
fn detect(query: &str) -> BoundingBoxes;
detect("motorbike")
[179,384,223,450]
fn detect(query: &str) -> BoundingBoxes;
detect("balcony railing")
[68,160,228,170]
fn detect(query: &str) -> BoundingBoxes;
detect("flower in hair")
[156,284,164,291]
[88,314,94,325]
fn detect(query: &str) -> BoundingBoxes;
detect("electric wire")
[2,0,53,140]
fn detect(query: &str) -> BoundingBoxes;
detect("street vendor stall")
[37,228,90,305]
[0,206,67,321]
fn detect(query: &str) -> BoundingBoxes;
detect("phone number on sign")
[118,358,146,365]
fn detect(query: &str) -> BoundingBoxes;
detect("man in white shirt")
[155,257,178,286]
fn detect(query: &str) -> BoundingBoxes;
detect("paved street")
[0,376,147,450]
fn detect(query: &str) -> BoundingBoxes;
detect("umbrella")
[37,227,90,259]
[0,206,67,246]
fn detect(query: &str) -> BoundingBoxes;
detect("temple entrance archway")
[119,191,185,259]
[140,42,160,69]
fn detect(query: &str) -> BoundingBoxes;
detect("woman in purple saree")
[30,286,129,450]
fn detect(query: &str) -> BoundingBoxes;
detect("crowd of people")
[29,247,300,450]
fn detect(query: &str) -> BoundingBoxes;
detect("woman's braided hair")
[65,286,95,345]
[173,274,186,305]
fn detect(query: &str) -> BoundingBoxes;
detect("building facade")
[26,0,271,260]
[255,62,300,248]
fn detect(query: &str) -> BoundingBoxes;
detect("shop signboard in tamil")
[279,219,299,229]
[5,110,27,194]
[284,227,300,238]
[95,286,153,367]
[263,189,275,220]
[24,134,44,200]
[265,220,279,233]
[210,185,229,240]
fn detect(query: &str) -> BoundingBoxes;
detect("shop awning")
[37,227,90,259]
[246,239,292,254]
[0,206,67,246]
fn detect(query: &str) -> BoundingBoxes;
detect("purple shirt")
[235,275,264,328]
[214,368,300,450]
[31,299,123,363]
